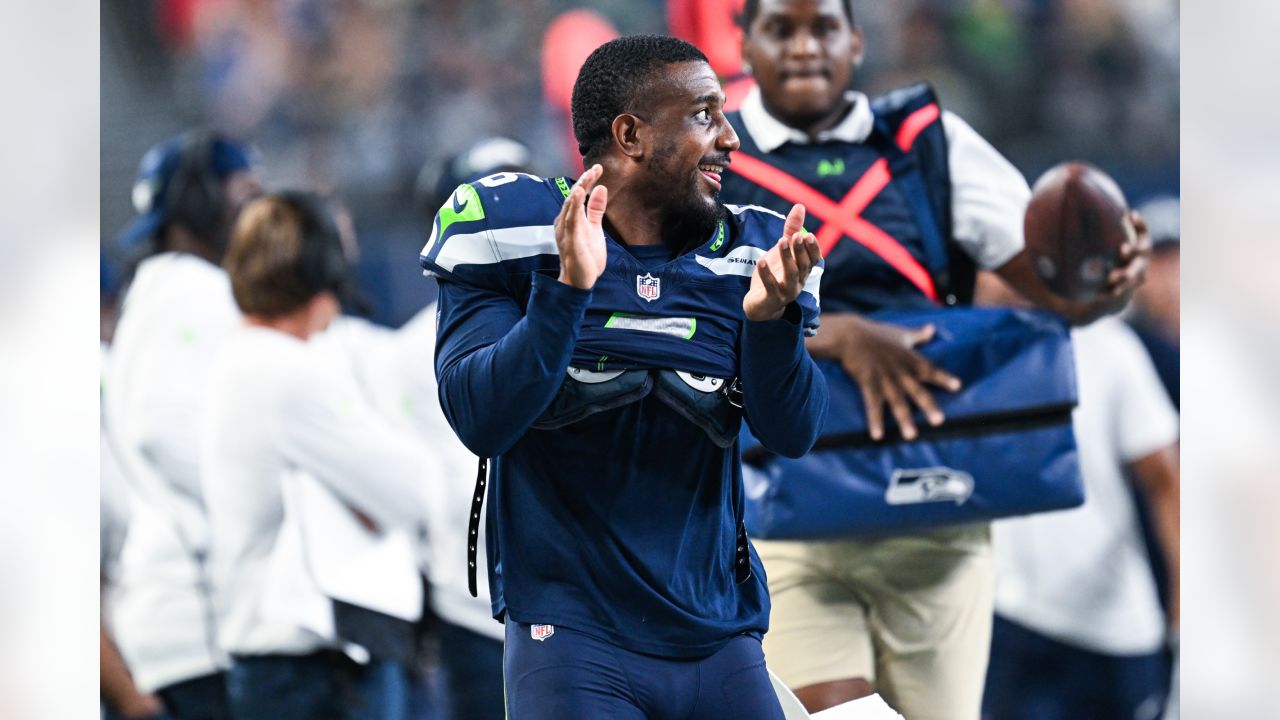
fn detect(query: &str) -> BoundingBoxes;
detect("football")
[1023,162,1136,301]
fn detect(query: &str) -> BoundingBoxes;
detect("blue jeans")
[228,652,407,720]
[435,621,505,720]
[503,621,783,720]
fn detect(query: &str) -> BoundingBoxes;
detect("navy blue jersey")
[420,172,828,658]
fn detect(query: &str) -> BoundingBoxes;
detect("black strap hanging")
[467,457,489,598]
[734,520,753,585]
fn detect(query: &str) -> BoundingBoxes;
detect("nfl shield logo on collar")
[636,273,661,302]
[531,624,555,641]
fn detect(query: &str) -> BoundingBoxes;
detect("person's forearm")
[101,622,158,716]
[438,274,591,457]
[1131,445,1180,627]
[741,313,829,458]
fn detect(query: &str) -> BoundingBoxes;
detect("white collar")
[738,85,874,153]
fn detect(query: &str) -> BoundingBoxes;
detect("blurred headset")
[274,190,365,311]
[167,131,228,244]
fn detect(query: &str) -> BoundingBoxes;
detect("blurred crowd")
[103,0,1178,326]
[98,1,1184,719]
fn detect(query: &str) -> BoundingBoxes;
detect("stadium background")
[101,0,1179,326]
[25,2,1280,719]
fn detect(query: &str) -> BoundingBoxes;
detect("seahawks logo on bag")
[885,467,974,506]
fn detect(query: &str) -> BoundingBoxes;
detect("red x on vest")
[728,103,941,301]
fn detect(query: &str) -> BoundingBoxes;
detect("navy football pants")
[503,621,785,720]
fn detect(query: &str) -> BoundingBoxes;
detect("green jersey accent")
[817,158,846,177]
[438,183,486,239]
[604,313,697,339]
[709,221,725,252]
[555,177,572,199]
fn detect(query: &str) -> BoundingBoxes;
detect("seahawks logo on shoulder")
[438,183,486,239]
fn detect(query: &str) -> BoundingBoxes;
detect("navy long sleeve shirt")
[422,173,827,657]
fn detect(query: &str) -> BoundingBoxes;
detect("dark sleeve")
[435,272,592,457]
[739,309,829,458]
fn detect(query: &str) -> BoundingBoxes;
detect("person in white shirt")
[316,302,505,720]
[101,344,166,720]
[718,2,1151,717]
[204,192,432,720]
[104,131,260,720]
[977,275,1179,720]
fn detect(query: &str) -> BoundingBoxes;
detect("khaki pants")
[757,524,993,720]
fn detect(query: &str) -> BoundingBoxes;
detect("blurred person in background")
[102,465,168,720]
[102,310,168,720]
[978,272,1179,720]
[103,131,260,720]
[719,1,1150,717]
[423,35,827,719]
[101,260,166,720]
[1127,195,1179,408]
[204,192,432,720]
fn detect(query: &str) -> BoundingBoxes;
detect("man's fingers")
[1105,255,1147,295]
[905,323,936,348]
[858,380,885,441]
[777,236,800,290]
[585,184,608,225]
[880,379,918,441]
[756,254,782,295]
[793,232,815,281]
[802,232,823,266]
[577,163,602,194]
[1116,238,1137,263]
[899,373,945,427]
[1129,209,1150,248]
[782,203,806,240]
[563,185,585,233]
[920,359,962,392]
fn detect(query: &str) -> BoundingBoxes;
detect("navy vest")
[722,83,977,313]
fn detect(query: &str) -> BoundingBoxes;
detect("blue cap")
[116,132,254,250]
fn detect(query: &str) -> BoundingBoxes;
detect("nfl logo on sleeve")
[531,624,555,641]
[636,273,661,302]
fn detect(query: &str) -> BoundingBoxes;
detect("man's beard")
[650,144,728,254]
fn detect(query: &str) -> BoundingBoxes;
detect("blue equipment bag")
[742,306,1084,538]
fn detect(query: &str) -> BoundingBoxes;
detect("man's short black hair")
[740,0,855,30]
[571,34,709,162]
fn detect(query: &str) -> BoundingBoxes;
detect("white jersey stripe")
[430,225,560,272]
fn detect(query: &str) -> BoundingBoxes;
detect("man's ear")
[612,114,647,160]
